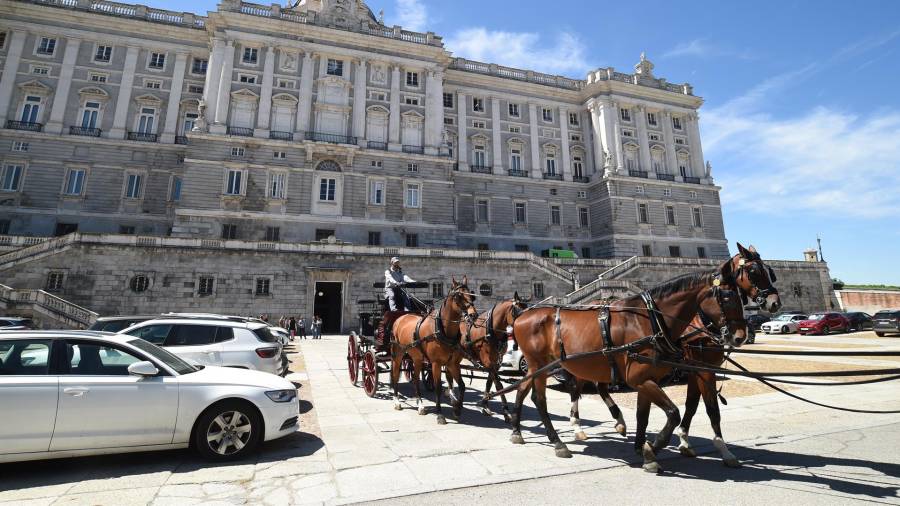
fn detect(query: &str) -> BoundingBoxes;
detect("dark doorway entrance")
[314,282,343,334]
[54,223,78,236]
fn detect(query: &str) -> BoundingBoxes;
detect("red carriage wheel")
[347,334,360,385]
[402,355,414,382]
[363,350,379,398]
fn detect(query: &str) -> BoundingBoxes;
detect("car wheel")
[822,325,830,335]
[781,325,789,334]
[518,356,528,374]
[876,332,885,337]
[194,400,262,461]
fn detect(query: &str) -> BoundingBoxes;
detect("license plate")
[800,327,809,331]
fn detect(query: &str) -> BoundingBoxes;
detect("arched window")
[130,275,150,293]
[316,160,342,172]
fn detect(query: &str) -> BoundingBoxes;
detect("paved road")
[1,332,898,505]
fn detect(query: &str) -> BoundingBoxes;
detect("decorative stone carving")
[371,63,386,85]
[193,100,209,132]
[280,50,297,71]
[705,160,712,177]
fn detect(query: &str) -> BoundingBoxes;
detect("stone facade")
[0,0,725,259]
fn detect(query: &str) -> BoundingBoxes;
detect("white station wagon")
[0,331,299,463]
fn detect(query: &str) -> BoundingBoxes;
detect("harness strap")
[640,291,679,357]
[555,307,566,361]
[597,306,621,384]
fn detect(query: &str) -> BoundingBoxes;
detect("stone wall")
[836,290,900,314]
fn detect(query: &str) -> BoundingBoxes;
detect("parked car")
[797,312,850,335]
[843,312,873,332]
[872,310,900,337]
[760,313,808,334]
[745,314,770,331]
[120,317,287,376]
[88,315,159,333]
[0,317,36,330]
[0,330,299,463]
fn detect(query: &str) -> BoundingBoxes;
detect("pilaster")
[254,45,276,137]
[559,106,571,181]
[202,37,225,126]
[388,65,401,148]
[351,58,367,144]
[160,51,188,143]
[688,112,706,179]
[296,52,314,136]
[662,110,677,176]
[210,40,235,134]
[109,45,141,139]
[635,105,652,176]
[0,30,27,125]
[45,37,81,134]
[528,102,541,179]
[423,70,442,155]
[612,102,625,175]
[456,91,468,170]
[490,97,503,174]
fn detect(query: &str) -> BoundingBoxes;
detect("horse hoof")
[643,462,662,473]
[575,431,588,441]
[481,407,494,417]
[394,403,402,411]
[510,433,525,445]
[503,413,512,424]
[436,415,447,425]
[615,424,627,436]
[417,406,427,415]
[679,446,697,458]
[555,446,573,459]
[724,457,742,468]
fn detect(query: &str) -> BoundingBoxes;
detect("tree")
[832,278,845,290]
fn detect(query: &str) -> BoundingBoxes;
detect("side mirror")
[128,361,159,377]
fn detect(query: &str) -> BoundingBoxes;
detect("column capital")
[225,40,235,47]
[265,45,276,54]
[302,51,313,60]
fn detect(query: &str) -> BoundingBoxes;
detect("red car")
[797,312,850,335]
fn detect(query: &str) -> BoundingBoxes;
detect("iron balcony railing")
[227,126,254,137]
[573,176,590,183]
[127,132,158,142]
[470,165,492,174]
[6,120,43,132]
[656,173,675,181]
[543,172,563,181]
[629,170,649,178]
[174,135,189,145]
[306,131,357,144]
[269,130,293,141]
[69,126,101,137]
[683,176,701,184]
[508,169,529,177]
[367,140,388,150]
[402,145,424,154]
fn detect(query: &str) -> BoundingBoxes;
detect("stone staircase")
[0,283,98,329]
[0,233,78,271]
[557,256,642,304]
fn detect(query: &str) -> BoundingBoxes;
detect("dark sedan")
[746,314,770,331]
[844,312,873,332]
[873,310,900,337]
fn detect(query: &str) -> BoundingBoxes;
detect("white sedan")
[760,314,809,334]
[0,331,299,463]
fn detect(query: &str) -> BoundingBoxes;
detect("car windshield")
[807,314,825,320]
[127,338,198,375]
[773,315,793,321]
[876,311,898,318]
[252,325,280,343]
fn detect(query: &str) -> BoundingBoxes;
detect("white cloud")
[393,0,428,33]
[662,38,755,60]
[445,28,590,76]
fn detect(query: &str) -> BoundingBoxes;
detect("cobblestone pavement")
[2,333,899,505]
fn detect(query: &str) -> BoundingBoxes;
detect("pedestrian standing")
[313,315,322,339]
[298,317,306,339]
[288,316,297,340]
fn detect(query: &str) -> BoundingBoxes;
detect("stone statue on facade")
[604,149,613,167]
[281,51,297,71]
[193,100,209,132]
[372,64,386,84]
[705,160,712,177]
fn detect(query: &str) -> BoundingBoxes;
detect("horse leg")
[509,377,533,445]
[677,373,702,457]
[493,367,512,423]
[597,383,626,435]
[532,374,571,458]
[635,379,682,473]
[443,368,458,404]
[699,374,741,468]
[413,357,426,415]
[480,368,495,416]
[450,361,465,420]
[432,360,447,425]
[390,350,402,411]
[568,377,587,441]
[633,391,652,456]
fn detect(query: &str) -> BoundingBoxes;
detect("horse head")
[723,243,782,313]
[695,260,750,347]
[449,276,479,323]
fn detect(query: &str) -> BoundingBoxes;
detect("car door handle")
[63,387,89,397]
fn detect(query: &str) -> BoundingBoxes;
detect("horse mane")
[635,270,718,301]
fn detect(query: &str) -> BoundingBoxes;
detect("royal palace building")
[0,0,724,258]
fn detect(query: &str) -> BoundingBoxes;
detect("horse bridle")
[697,276,745,346]
[735,257,779,307]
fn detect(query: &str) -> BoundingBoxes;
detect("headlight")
[265,389,297,403]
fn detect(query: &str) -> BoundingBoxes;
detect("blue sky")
[153,0,900,284]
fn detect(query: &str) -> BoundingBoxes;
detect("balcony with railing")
[508,169,529,178]
[174,135,189,145]
[543,172,563,181]
[402,145,424,154]
[127,131,157,142]
[450,58,583,91]
[69,126,101,137]
[573,175,590,183]
[6,120,43,132]
[367,140,388,150]
[470,165,492,174]
[227,126,254,137]
[629,170,648,178]
[683,176,701,184]
[306,131,357,145]
[16,0,207,29]
[269,130,293,141]
[656,173,675,181]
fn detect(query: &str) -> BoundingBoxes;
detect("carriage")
[346,282,436,397]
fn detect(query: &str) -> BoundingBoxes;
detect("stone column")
[296,52,314,138]
[45,38,81,134]
[160,51,188,143]
[635,105,652,175]
[456,91,468,170]
[528,102,541,179]
[688,112,706,179]
[0,30,27,125]
[559,106,572,181]
[210,40,235,134]
[662,110,677,176]
[424,70,443,155]
[201,37,225,126]
[388,65,401,148]
[490,97,503,173]
[351,58,367,144]
[254,45,276,137]
[588,102,606,175]
[612,102,625,174]
[581,110,595,177]
[109,45,141,139]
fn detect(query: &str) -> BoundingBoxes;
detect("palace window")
[368,231,381,246]
[665,205,676,225]
[221,224,237,239]
[669,246,682,258]
[620,107,631,122]
[443,117,455,125]
[46,272,64,292]
[697,246,707,259]
[508,103,520,118]
[144,79,161,89]
[679,162,689,178]
[533,282,544,299]
[36,37,56,56]
[63,168,86,196]
[476,199,489,223]
[642,244,653,256]
[89,72,107,83]
[579,207,589,228]
[231,147,245,157]
[31,66,49,76]
[130,275,149,292]
[277,79,295,89]
[514,202,527,223]
[637,203,649,224]
[169,176,182,201]
[472,97,484,112]
[473,144,487,167]
[573,156,584,178]
[542,107,553,122]
[148,52,166,70]
[663,188,672,197]
[137,107,156,134]
[569,112,580,126]
[404,183,421,208]
[124,173,143,199]
[188,84,204,94]
[266,226,280,242]
[510,148,523,171]
[225,169,243,195]
[545,153,557,175]
[370,180,385,205]
[198,276,215,296]
[578,190,586,199]
[326,58,343,76]
[479,284,493,296]
[21,96,42,124]
[647,112,658,126]
[94,45,112,63]
[509,126,521,133]
[672,116,683,130]
[191,58,208,75]
[406,71,419,87]
[242,47,258,65]
[692,207,703,228]
[443,92,454,108]
[473,120,486,129]
[273,151,286,160]
[432,282,444,298]
[255,278,271,296]
[405,233,419,247]
[270,172,286,199]
[12,141,29,152]
[550,205,561,226]
[238,73,257,84]
[319,178,337,201]
[404,96,419,106]
[1,164,23,192]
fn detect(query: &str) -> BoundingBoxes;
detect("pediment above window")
[272,93,299,104]
[78,86,109,99]
[18,80,52,95]
[366,104,389,115]
[470,133,489,142]
[317,75,351,88]
[231,88,260,101]
[134,93,163,105]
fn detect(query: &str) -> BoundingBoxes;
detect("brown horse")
[458,294,530,422]
[509,258,749,472]
[389,277,478,424]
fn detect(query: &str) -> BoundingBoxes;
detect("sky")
[150,0,900,284]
